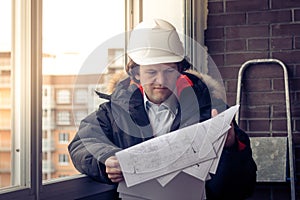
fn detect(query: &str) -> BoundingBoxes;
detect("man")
[68,19,256,199]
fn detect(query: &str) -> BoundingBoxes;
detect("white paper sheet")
[116,105,239,188]
[117,172,206,200]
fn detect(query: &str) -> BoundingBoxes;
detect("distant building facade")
[0,50,124,186]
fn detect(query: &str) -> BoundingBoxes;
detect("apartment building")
[0,51,123,186]
[0,52,11,187]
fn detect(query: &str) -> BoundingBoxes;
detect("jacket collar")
[109,74,199,135]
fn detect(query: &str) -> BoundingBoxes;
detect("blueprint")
[116,105,240,188]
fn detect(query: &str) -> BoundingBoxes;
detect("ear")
[134,73,140,81]
[128,68,140,83]
[130,67,140,81]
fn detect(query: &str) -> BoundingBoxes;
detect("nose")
[155,72,166,85]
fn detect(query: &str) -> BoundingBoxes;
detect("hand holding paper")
[116,105,240,187]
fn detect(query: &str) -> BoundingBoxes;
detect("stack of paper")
[116,105,239,200]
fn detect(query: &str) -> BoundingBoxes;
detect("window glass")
[42,0,125,182]
[58,132,70,144]
[0,0,12,189]
[56,89,71,104]
[56,111,71,125]
[58,154,69,165]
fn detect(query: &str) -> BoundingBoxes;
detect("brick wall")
[205,0,300,199]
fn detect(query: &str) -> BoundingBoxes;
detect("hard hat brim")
[128,48,184,65]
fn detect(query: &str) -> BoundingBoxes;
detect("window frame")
[58,154,69,165]
[58,132,69,144]
[56,110,71,125]
[0,0,207,199]
[55,89,71,105]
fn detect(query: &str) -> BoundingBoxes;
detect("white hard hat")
[127,19,185,65]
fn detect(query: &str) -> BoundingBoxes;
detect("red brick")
[295,119,300,132]
[272,24,300,37]
[295,37,300,49]
[218,66,239,79]
[296,65,300,76]
[248,38,269,51]
[209,54,224,66]
[226,25,269,39]
[291,103,300,117]
[225,79,237,92]
[208,13,246,26]
[248,10,292,24]
[242,79,272,92]
[272,50,300,64]
[225,52,269,65]
[205,27,224,40]
[295,9,300,22]
[271,37,293,50]
[248,132,271,137]
[272,0,300,9]
[272,78,286,91]
[273,105,287,118]
[295,92,300,103]
[240,105,270,119]
[242,63,284,79]
[249,119,270,131]
[238,119,248,131]
[296,90,300,100]
[271,132,289,137]
[272,119,288,131]
[290,78,300,90]
[226,92,237,105]
[296,146,300,158]
[245,92,286,105]
[295,135,300,146]
[226,39,246,52]
[208,1,224,13]
[206,40,225,53]
[285,63,295,76]
[226,0,269,12]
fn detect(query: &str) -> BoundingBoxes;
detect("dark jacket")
[68,72,257,200]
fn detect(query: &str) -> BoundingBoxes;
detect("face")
[136,63,180,104]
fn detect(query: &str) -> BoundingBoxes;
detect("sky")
[0,0,125,74]
[42,0,125,54]
[42,0,125,74]
[0,0,11,51]
[0,0,185,75]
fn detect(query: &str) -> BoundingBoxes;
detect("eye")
[166,68,176,73]
[146,70,156,75]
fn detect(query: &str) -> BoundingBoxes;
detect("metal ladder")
[235,59,296,200]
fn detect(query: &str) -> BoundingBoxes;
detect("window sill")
[40,174,116,199]
[0,175,116,200]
